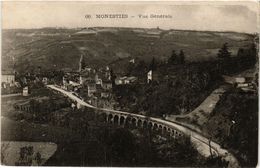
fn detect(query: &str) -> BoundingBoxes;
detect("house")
[235,77,255,90]
[42,77,48,85]
[2,70,15,84]
[68,81,81,91]
[79,70,93,85]
[124,76,137,84]
[223,75,255,91]
[101,91,111,98]
[14,82,21,87]
[115,76,137,85]
[86,96,98,106]
[235,77,246,83]
[115,76,127,85]
[97,98,115,109]
[79,75,85,85]
[92,84,111,99]
[147,70,159,83]
[22,86,29,96]
[90,93,116,109]
[129,58,135,64]
[62,76,68,86]
[96,78,102,85]
[79,68,98,85]
[147,70,152,83]
[102,80,113,90]
[87,81,96,97]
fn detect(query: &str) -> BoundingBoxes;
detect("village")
[2,47,257,115]
[1,26,258,167]
[1,55,144,113]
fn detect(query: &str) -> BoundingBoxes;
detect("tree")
[136,60,147,73]
[15,146,34,166]
[237,48,244,57]
[149,57,157,71]
[108,128,136,165]
[217,43,231,59]
[249,43,257,66]
[126,62,135,75]
[179,50,185,64]
[35,152,42,165]
[110,68,116,87]
[217,43,232,74]
[168,50,178,65]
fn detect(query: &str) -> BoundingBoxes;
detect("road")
[47,84,240,168]
[1,93,22,98]
[166,85,229,132]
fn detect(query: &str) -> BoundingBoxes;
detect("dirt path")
[166,85,229,132]
[1,93,22,98]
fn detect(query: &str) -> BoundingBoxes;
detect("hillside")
[2,27,255,73]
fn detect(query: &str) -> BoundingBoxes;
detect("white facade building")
[23,86,29,96]
[147,70,153,83]
[2,74,15,84]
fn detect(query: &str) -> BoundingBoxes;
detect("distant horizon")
[2,1,258,33]
[2,26,257,35]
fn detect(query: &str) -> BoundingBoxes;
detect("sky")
[2,1,259,33]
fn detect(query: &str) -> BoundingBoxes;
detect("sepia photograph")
[1,1,259,167]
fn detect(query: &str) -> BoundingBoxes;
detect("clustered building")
[61,55,117,109]
[61,55,150,109]
[1,70,23,95]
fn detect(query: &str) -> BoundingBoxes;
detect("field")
[1,141,57,166]
[2,28,255,72]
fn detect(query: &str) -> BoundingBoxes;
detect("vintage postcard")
[1,1,259,167]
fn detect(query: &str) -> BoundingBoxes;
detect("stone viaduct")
[93,107,184,139]
[47,85,240,168]
[48,84,216,150]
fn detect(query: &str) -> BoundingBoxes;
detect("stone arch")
[143,120,148,128]
[131,118,137,127]
[172,130,176,134]
[125,117,131,127]
[158,125,163,133]
[162,126,168,135]
[153,123,158,131]
[148,122,153,130]
[119,116,126,125]
[108,113,113,123]
[163,126,167,132]
[171,130,175,138]
[114,115,119,125]
[137,119,143,127]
